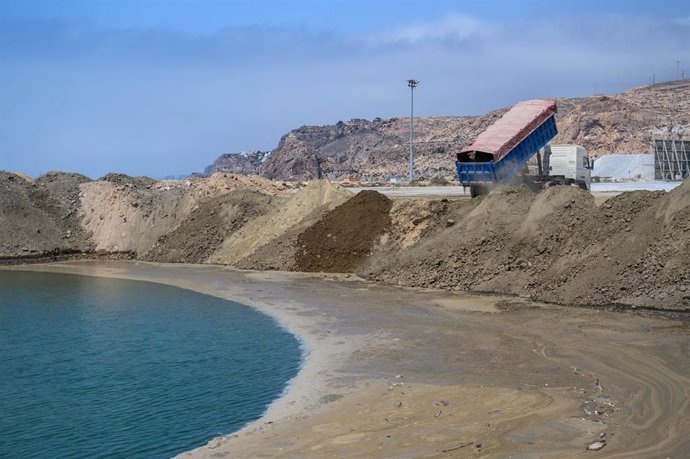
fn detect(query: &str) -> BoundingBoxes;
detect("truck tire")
[470,184,490,198]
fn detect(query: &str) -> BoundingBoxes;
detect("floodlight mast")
[407,79,419,182]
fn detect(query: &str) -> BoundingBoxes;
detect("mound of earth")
[80,173,288,256]
[0,171,93,258]
[80,179,191,255]
[99,172,157,188]
[33,172,93,251]
[186,173,287,200]
[363,180,690,310]
[294,190,392,272]
[142,190,276,263]
[208,180,352,266]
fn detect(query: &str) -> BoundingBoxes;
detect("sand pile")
[80,179,191,255]
[208,180,352,266]
[142,190,276,263]
[184,173,287,200]
[0,171,92,258]
[80,173,287,256]
[100,173,157,188]
[364,181,690,310]
[33,172,93,252]
[293,190,392,272]
[3,164,688,310]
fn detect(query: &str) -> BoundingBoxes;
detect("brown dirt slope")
[142,190,276,263]
[0,171,92,258]
[80,179,191,255]
[295,190,392,272]
[363,179,690,311]
[80,172,287,256]
[207,180,352,265]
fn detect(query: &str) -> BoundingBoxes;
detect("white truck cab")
[545,144,592,190]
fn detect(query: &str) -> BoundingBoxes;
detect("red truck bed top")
[459,99,557,163]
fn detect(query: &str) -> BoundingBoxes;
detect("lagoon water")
[0,271,301,458]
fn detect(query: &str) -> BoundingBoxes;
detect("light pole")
[407,79,419,182]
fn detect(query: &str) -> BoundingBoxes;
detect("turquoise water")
[0,271,301,458]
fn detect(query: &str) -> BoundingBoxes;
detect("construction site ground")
[2,170,690,457]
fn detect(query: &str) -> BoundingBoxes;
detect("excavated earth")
[294,190,392,272]
[364,181,690,311]
[1,169,689,311]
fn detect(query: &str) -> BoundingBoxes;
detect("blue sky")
[1,0,689,178]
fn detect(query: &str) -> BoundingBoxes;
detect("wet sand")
[4,261,689,458]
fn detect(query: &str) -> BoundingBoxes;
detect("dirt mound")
[33,172,93,253]
[364,181,690,310]
[186,173,287,200]
[80,180,191,255]
[208,180,352,265]
[142,190,276,263]
[0,171,93,258]
[80,173,285,256]
[99,173,157,188]
[294,190,392,272]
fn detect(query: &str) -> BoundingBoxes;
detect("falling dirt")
[294,190,392,272]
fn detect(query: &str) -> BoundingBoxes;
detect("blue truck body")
[456,114,558,187]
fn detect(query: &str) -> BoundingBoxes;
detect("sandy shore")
[4,261,689,458]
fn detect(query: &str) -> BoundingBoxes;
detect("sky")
[1,0,689,178]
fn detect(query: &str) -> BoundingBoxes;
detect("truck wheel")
[470,184,489,198]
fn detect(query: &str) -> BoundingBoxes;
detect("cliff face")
[257,116,502,182]
[200,80,690,182]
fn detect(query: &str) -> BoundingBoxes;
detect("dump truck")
[455,99,591,196]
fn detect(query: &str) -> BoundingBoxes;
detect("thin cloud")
[377,13,488,44]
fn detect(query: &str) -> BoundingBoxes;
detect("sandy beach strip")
[3,260,689,458]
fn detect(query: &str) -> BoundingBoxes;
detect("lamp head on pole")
[407,79,419,89]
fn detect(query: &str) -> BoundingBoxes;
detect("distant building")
[654,138,690,181]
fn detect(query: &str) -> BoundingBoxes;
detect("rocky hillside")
[201,150,270,176]
[200,80,690,182]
